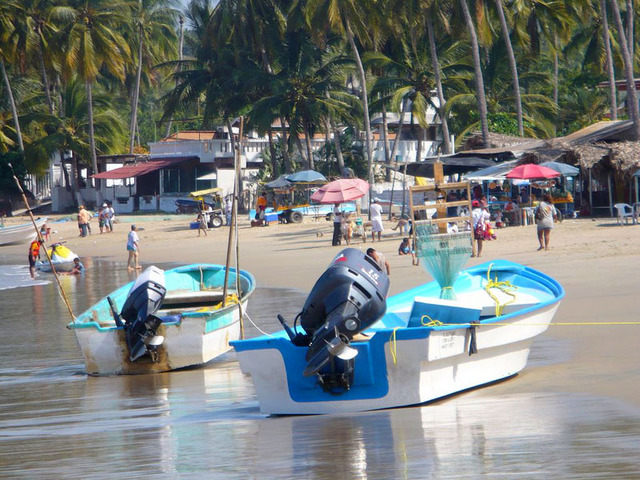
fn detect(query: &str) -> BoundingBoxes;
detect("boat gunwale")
[68,264,256,331]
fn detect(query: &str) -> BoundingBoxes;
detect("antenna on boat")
[8,163,76,320]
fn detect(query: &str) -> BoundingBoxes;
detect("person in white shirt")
[369,198,384,242]
[471,200,490,258]
[126,225,141,270]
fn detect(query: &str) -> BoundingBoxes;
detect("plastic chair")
[614,203,635,225]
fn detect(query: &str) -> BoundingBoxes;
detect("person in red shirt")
[28,239,43,279]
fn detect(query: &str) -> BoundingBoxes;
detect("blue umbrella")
[264,174,293,189]
[286,170,327,183]
[540,161,579,177]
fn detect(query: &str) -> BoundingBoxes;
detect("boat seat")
[407,297,481,328]
[162,289,226,306]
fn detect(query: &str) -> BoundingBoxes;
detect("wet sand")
[3,212,640,408]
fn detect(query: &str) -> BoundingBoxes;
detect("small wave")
[0,264,51,290]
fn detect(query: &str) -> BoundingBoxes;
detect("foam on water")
[0,264,50,290]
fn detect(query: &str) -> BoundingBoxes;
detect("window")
[163,169,180,193]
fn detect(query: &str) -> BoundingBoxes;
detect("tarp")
[92,157,195,179]
[404,157,497,177]
[463,160,519,181]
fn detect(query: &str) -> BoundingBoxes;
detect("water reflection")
[1,258,640,478]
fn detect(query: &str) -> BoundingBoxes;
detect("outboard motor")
[280,248,389,393]
[119,266,167,362]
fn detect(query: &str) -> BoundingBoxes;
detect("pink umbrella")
[506,164,561,180]
[311,178,370,204]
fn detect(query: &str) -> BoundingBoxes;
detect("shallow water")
[1,258,639,479]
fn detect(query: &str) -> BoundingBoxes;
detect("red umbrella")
[311,178,370,204]
[506,164,561,180]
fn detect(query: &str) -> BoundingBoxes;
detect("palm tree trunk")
[345,18,374,184]
[280,117,293,173]
[609,0,640,138]
[626,0,634,61]
[0,59,24,152]
[426,15,452,154]
[330,118,345,173]
[38,47,54,115]
[293,133,308,167]
[382,103,391,181]
[494,0,523,136]
[388,98,407,165]
[267,129,278,178]
[304,124,314,170]
[600,0,618,120]
[165,15,184,138]
[459,0,490,146]
[86,80,103,204]
[130,22,144,154]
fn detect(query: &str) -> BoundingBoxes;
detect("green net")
[414,221,473,300]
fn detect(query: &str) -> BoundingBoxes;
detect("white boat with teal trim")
[231,248,563,415]
[0,217,46,246]
[69,264,255,375]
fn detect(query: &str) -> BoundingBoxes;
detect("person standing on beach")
[28,239,43,279]
[370,198,384,242]
[77,205,91,237]
[332,203,342,246]
[225,196,233,225]
[105,203,115,232]
[126,225,141,270]
[471,200,490,258]
[535,193,556,251]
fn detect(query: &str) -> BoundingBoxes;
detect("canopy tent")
[286,170,327,184]
[404,156,497,178]
[463,160,519,181]
[92,157,196,179]
[540,161,579,177]
[264,175,293,189]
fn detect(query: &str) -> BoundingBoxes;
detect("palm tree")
[23,79,126,202]
[304,0,377,183]
[608,0,640,138]
[53,0,131,203]
[457,0,490,145]
[0,1,25,152]
[127,0,178,153]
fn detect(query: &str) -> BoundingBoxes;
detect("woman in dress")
[535,193,556,251]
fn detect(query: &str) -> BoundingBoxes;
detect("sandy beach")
[3,212,640,407]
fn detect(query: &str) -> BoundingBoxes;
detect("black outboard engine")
[281,248,389,393]
[118,266,167,362]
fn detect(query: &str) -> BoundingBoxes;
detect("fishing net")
[414,221,473,300]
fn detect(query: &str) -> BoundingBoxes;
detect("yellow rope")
[390,327,401,364]
[484,263,517,316]
[421,314,443,327]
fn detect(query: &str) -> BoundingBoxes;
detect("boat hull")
[69,264,255,375]
[233,260,564,415]
[0,218,47,246]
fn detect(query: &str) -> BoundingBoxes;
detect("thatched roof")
[462,132,536,150]
[569,144,609,169]
[606,141,640,173]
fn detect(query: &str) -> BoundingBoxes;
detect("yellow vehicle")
[186,188,225,228]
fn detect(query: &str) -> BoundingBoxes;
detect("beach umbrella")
[264,174,293,189]
[286,170,327,183]
[311,178,369,204]
[506,164,561,180]
[540,161,579,177]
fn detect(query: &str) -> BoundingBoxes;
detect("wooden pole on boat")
[222,120,236,307]
[8,163,76,320]
[235,117,245,339]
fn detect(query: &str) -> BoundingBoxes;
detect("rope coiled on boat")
[484,263,517,317]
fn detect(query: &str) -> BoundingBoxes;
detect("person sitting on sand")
[63,257,85,275]
[398,237,411,255]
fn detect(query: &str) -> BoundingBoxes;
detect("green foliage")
[0,152,27,198]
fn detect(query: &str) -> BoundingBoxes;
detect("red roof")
[92,157,196,179]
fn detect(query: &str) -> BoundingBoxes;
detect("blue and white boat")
[232,249,564,415]
[69,264,255,375]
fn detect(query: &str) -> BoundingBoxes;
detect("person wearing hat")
[471,200,490,258]
[104,202,115,232]
[370,198,384,242]
[126,224,141,270]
